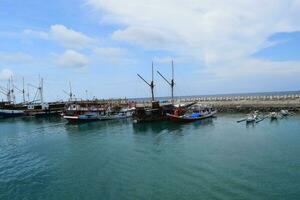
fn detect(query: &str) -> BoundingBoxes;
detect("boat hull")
[167,111,217,123]
[63,115,100,123]
[63,113,133,123]
[0,109,25,118]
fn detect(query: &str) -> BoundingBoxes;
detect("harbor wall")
[134,94,300,113]
[175,94,300,113]
[63,93,300,113]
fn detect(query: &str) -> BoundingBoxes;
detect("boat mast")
[12,77,26,104]
[28,77,43,104]
[7,79,11,103]
[22,77,25,103]
[137,62,155,101]
[157,60,175,101]
[39,78,43,104]
[63,81,74,101]
[69,81,73,101]
[0,85,9,102]
[10,76,16,104]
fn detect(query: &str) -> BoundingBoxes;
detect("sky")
[0,0,300,102]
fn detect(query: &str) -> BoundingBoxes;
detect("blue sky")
[1,0,300,102]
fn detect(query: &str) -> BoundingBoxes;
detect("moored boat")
[270,112,280,120]
[0,109,25,118]
[167,105,217,123]
[63,102,134,123]
[0,102,26,118]
[133,101,175,123]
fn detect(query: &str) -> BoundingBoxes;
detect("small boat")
[270,112,279,120]
[246,113,258,123]
[63,102,134,123]
[63,112,103,123]
[280,110,289,117]
[99,108,135,120]
[167,106,217,123]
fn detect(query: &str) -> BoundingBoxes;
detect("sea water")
[0,114,299,200]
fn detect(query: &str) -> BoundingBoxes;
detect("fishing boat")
[63,102,134,123]
[280,110,289,117]
[246,114,257,123]
[167,105,217,123]
[270,112,280,120]
[133,101,175,123]
[100,107,135,120]
[0,106,25,118]
[24,102,65,117]
[1,77,65,118]
[133,61,181,123]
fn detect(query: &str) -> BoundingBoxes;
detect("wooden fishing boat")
[0,102,26,118]
[0,109,25,118]
[133,101,175,123]
[63,102,134,123]
[167,110,217,122]
[270,112,279,120]
[246,114,257,123]
[280,110,289,116]
[167,106,217,123]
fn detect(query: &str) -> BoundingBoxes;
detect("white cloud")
[0,69,14,80]
[50,24,96,49]
[0,52,33,64]
[92,47,134,64]
[88,0,300,65]
[201,58,300,80]
[56,50,89,68]
[23,29,49,40]
[112,27,180,50]
[23,24,96,49]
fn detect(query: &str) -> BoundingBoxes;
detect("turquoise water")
[0,115,300,200]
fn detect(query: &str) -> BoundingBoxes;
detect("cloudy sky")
[1,0,300,101]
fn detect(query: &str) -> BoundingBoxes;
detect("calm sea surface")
[0,114,300,200]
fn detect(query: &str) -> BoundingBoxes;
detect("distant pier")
[133,93,300,113]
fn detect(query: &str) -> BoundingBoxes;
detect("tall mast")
[10,76,16,104]
[39,77,44,104]
[69,81,73,100]
[63,81,74,101]
[157,60,175,101]
[171,60,175,100]
[151,62,154,101]
[41,78,44,104]
[137,62,155,101]
[7,78,11,103]
[22,77,25,103]
[27,84,30,102]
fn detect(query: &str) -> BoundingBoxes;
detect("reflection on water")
[64,118,133,134]
[132,118,215,135]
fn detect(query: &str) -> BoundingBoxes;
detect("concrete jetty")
[133,93,300,113]
[66,93,300,113]
[172,94,300,113]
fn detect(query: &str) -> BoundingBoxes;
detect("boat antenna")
[157,60,175,101]
[137,62,155,101]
